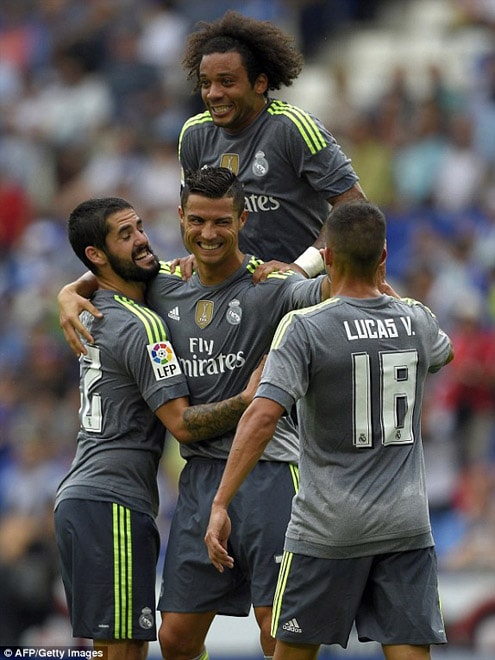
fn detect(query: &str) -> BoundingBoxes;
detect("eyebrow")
[115,217,142,235]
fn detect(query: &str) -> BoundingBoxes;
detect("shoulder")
[146,262,186,302]
[111,294,169,336]
[395,296,438,321]
[266,100,330,154]
[157,260,186,280]
[90,294,171,353]
[179,111,213,139]
[245,256,307,287]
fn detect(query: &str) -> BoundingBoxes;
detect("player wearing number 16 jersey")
[205,201,454,660]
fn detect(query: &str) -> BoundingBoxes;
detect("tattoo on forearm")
[183,395,247,440]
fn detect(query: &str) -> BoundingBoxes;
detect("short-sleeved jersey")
[257,295,452,559]
[55,290,189,517]
[178,99,359,262]
[146,255,323,462]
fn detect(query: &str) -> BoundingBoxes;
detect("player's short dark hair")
[325,201,387,274]
[182,10,303,92]
[68,197,133,272]
[181,167,246,216]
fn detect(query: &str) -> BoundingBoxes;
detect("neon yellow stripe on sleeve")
[115,295,168,344]
[268,100,327,154]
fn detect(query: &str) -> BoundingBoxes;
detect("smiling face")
[199,51,268,134]
[98,208,159,283]
[179,193,248,284]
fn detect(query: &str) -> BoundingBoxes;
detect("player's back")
[282,294,451,558]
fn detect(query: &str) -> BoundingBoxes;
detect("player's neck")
[331,278,381,299]
[97,276,146,303]
[196,251,245,286]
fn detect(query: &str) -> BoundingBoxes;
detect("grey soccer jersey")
[257,295,452,558]
[146,255,323,462]
[178,99,359,262]
[55,290,189,517]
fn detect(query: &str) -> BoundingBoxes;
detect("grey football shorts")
[272,547,447,648]
[158,457,299,615]
[54,498,160,640]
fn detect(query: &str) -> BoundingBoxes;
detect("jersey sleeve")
[285,273,325,309]
[115,303,189,411]
[429,326,452,372]
[257,311,310,411]
[271,103,359,197]
[146,264,183,310]
[409,300,452,372]
[178,113,209,172]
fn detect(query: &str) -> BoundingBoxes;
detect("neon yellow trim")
[126,507,133,638]
[119,505,127,637]
[113,503,120,637]
[158,260,183,278]
[271,551,293,637]
[268,100,327,154]
[178,112,213,158]
[246,256,264,274]
[271,298,341,350]
[112,504,133,639]
[289,464,299,493]
[115,295,168,344]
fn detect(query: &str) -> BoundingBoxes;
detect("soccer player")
[177,10,366,281]
[54,196,262,660]
[57,167,332,660]
[205,201,454,660]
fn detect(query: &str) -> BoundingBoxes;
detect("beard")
[106,247,160,283]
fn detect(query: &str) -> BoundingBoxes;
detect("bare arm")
[58,273,100,355]
[252,184,366,283]
[327,181,366,209]
[204,397,284,572]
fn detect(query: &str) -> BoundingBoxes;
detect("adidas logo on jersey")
[168,306,180,321]
[282,618,302,633]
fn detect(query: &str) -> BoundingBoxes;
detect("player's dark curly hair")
[182,10,304,92]
[181,167,246,216]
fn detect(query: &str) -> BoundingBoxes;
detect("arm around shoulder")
[58,272,101,355]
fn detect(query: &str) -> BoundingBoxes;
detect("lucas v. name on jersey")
[344,316,415,341]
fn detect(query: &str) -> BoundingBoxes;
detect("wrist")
[293,246,325,278]
[211,497,228,510]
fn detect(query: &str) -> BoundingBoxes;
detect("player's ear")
[323,246,332,268]
[85,245,105,267]
[178,205,185,228]
[379,244,387,267]
[238,209,249,230]
[254,73,268,95]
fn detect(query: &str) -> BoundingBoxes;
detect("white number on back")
[80,345,103,433]
[352,350,418,448]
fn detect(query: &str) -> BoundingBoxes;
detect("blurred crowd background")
[1,0,495,651]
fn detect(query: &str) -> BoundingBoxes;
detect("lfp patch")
[147,341,182,380]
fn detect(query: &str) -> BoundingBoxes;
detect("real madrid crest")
[226,299,242,325]
[195,300,214,328]
[252,150,269,177]
[139,607,154,629]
